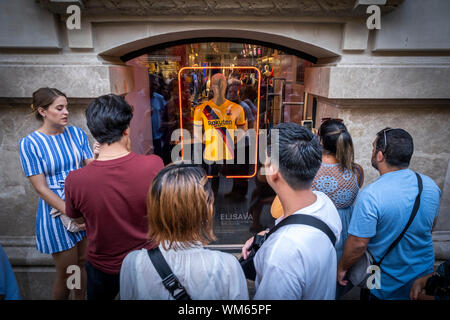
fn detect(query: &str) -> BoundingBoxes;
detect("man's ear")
[376,150,384,163]
[266,160,281,183]
[270,169,281,184]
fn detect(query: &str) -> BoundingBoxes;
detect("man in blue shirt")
[337,128,441,300]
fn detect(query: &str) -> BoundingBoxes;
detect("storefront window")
[125,41,312,246]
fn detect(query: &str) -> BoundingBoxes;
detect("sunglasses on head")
[381,128,394,153]
[320,118,343,124]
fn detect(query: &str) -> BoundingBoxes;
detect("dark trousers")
[86,260,120,300]
[360,288,380,301]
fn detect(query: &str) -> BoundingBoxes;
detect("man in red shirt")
[65,94,164,300]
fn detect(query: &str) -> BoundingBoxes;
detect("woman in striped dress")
[19,88,97,299]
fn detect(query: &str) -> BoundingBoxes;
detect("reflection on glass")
[176,67,260,179]
[125,42,312,245]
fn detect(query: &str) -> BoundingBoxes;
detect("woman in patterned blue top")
[19,88,96,299]
[312,119,364,298]
[313,119,364,260]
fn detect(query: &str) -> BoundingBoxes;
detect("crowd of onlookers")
[1,85,448,301]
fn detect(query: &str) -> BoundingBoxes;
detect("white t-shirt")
[120,242,249,300]
[254,191,342,300]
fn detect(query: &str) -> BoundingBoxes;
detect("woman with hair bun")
[19,87,98,299]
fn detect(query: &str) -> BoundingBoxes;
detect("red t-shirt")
[65,152,164,274]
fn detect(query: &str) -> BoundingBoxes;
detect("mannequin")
[193,73,247,186]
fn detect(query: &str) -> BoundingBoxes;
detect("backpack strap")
[376,172,423,266]
[147,247,191,300]
[267,214,336,246]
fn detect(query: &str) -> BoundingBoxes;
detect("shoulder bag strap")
[376,172,423,266]
[66,128,80,170]
[147,247,192,300]
[267,213,337,246]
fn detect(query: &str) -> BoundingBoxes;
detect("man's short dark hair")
[375,128,414,168]
[268,122,322,190]
[86,94,133,145]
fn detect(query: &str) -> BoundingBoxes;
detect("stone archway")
[104,30,327,157]
[98,28,341,63]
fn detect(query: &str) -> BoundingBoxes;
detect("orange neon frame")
[177,66,261,179]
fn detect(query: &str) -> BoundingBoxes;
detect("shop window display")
[125,42,312,246]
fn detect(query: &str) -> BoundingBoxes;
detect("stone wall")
[339,105,450,190]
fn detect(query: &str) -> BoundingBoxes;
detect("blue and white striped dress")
[19,126,93,254]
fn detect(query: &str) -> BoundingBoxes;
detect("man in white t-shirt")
[241,122,342,300]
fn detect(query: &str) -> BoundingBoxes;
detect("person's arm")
[337,235,370,286]
[241,229,269,260]
[84,141,100,165]
[241,236,255,260]
[119,252,139,300]
[28,174,66,214]
[410,273,434,300]
[77,128,95,166]
[338,190,378,286]
[64,174,85,226]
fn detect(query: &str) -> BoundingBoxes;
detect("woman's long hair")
[318,119,355,171]
[147,163,216,250]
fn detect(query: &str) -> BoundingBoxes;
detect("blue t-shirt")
[348,169,441,300]
[0,245,21,300]
[151,92,166,140]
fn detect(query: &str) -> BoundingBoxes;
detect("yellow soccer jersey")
[193,99,246,162]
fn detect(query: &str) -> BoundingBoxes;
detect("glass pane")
[125,42,312,245]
